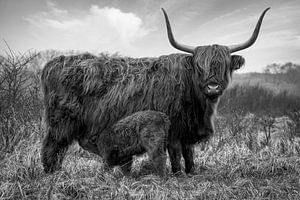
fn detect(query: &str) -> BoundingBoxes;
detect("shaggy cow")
[41,8,270,174]
[95,110,170,177]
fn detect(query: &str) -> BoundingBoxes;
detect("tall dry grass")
[0,117,300,200]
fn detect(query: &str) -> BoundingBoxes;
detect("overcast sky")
[0,0,299,72]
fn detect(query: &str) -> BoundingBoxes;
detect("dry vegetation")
[1,48,300,200]
[0,119,299,200]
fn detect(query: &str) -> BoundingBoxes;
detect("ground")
[0,121,300,200]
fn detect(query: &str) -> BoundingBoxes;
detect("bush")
[0,45,43,153]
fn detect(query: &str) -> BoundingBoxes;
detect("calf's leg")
[119,156,133,175]
[149,146,167,177]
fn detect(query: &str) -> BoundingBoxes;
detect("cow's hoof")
[43,165,61,174]
[198,165,208,171]
[185,166,196,175]
[174,171,188,179]
[186,166,208,177]
[186,171,197,177]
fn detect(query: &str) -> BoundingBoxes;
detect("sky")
[0,0,299,72]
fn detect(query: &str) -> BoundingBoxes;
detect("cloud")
[46,1,69,17]
[24,3,150,54]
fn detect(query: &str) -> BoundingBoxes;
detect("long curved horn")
[161,8,195,54]
[228,7,270,53]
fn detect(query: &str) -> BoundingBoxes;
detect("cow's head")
[162,8,269,100]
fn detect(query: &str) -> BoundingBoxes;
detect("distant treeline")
[219,84,300,116]
[263,62,300,86]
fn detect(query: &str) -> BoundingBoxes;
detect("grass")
[0,121,300,200]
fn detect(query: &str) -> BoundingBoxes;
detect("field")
[1,51,300,199]
[1,118,300,200]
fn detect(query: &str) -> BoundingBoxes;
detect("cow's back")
[41,53,98,128]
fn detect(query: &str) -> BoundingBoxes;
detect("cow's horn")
[228,7,270,53]
[161,8,195,54]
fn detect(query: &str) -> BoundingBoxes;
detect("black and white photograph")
[0,0,299,199]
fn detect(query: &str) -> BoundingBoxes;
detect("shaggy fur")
[41,45,245,174]
[94,110,170,177]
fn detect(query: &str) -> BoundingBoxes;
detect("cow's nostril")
[207,85,219,90]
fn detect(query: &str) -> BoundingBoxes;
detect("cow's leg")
[181,143,195,174]
[41,113,81,174]
[41,127,73,173]
[167,140,182,174]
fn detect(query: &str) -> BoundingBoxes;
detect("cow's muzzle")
[204,84,223,99]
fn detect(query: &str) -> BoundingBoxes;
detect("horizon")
[0,0,299,73]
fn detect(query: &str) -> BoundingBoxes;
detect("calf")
[97,110,170,177]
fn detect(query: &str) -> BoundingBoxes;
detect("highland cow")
[94,110,170,177]
[41,8,270,175]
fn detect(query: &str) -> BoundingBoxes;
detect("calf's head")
[162,8,270,100]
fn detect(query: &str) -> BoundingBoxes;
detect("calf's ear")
[230,55,245,71]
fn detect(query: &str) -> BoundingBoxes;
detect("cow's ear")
[230,55,245,71]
